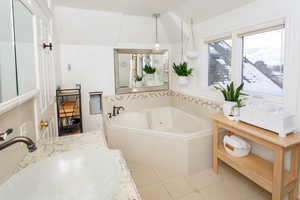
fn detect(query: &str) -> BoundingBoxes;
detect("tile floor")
[127,161,272,200]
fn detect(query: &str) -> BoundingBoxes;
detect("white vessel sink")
[0,146,121,200]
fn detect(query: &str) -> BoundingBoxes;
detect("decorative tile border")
[103,90,223,111]
[170,90,223,111]
[103,90,171,103]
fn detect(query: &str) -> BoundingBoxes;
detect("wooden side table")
[210,113,300,200]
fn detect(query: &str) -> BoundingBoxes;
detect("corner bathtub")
[104,107,212,175]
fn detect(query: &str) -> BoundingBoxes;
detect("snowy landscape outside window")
[241,27,285,96]
[208,39,232,86]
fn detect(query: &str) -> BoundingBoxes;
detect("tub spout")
[116,106,125,114]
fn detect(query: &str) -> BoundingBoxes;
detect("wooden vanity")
[210,113,300,200]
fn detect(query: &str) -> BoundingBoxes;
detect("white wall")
[55,6,171,131]
[54,6,170,46]
[59,45,114,131]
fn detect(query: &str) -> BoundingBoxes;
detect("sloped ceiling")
[54,0,255,20]
[53,0,189,17]
[173,0,255,23]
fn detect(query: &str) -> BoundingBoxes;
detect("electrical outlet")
[67,64,72,71]
[19,123,27,136]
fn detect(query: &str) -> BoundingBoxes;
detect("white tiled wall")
[102,91,172,114]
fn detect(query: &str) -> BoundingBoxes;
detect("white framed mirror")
[114,49,169,94]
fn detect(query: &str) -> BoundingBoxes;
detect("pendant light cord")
[181,20,184,62]
[155,15,158,44]
[153,13,160,49]
[186,18,197,51]
[190,19,196,50]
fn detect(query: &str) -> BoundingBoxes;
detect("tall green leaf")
[172,62,193,76]
[214,82,247,104]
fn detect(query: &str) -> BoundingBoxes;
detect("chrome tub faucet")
[108,106,125,118]
[112,106,125,116]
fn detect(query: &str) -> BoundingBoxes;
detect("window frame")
[239,25,285,97]
[206,37,233,87]
[204,21,286,103]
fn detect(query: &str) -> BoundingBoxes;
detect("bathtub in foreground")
[104,106,212,175]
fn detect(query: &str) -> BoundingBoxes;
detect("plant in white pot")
[173,62,193,85]
[143,64,156,86]
[214,82,247,118]
[135,75,143,87]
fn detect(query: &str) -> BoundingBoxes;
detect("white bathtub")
[104,107,212,175]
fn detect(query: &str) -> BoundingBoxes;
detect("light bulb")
[155,42,160,50]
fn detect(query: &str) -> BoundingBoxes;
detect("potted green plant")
[143,64,156,85]
[135,75,143,87]
[214,82,247,117]
[143,64,156,75]
[172,62,193,85]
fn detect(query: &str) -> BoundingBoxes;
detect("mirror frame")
[114,49,169,94]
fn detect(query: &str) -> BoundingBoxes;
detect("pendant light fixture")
[153,13,160,50]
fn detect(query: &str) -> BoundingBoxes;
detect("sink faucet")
[0,129,37,152]
[0,137,37,152]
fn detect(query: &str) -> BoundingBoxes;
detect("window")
[241,27,285,96]
[208,39,232,86]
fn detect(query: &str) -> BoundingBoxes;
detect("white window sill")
[203,86,283,105]
[241,90,284,104]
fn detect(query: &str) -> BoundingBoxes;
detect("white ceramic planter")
[146,74,155,86]
[135,81,143,88]
[178,76,189,86]
[146,73,155,80]
[223,101,237,116]
[233,107,240,117]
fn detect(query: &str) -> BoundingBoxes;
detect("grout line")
[161,183,175,200]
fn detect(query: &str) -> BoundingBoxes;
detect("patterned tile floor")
[128,162,272,200]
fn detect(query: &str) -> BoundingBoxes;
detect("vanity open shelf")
[217,144,293,193]
[210,113,300,200]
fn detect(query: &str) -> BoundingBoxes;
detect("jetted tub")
[104,107,212,175]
